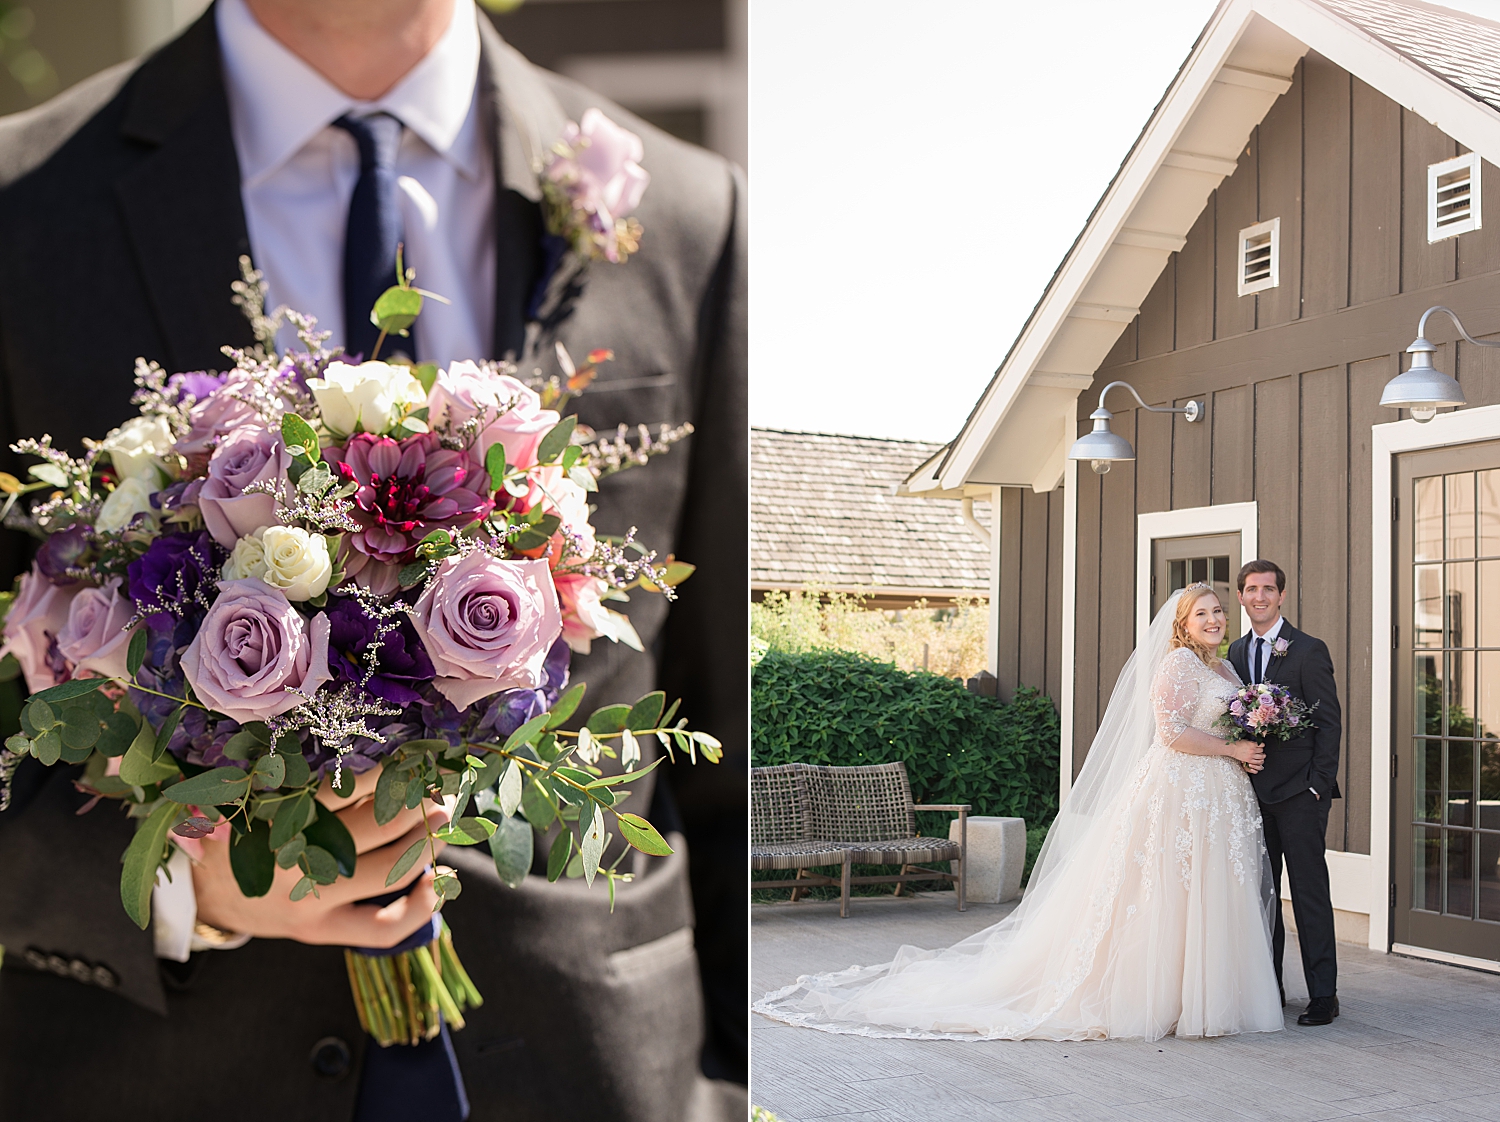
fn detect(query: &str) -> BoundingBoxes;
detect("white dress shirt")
[154,1,500,956]
[1247,615,1285,684]
[215,0,496,366]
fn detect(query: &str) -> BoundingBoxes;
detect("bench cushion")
[833,836,961,865]
[751,842,848,871]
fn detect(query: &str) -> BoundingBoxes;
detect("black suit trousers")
[1260,790,1337,999]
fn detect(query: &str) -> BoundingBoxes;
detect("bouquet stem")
[344,918,483,1047]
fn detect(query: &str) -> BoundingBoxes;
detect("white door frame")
[1370,403,1500,960]
[1134,502,1260,650]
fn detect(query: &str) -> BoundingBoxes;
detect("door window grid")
[1412,471,1500,923]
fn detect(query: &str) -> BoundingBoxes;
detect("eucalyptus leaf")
[384,836,428,887]
[546,829,572,883]
[545,682,586,729]
[484,442,506,487]
[520,778,556,831]
[370,285,423,335]
[269,791,312,851]
[568,466,597,493]
[289,876,317,902]
[32,728,61,766]
[584,704,630,735]
[119,724,179,786]
[434,872,461,900]
[580,805,605,886]
[625,691,665,731]
[412,362,439,395]
[120,800,180,929]
[29,463,67,488]
[435,816,497,846]
[280,414,320,461]
[503,713,550,752]
[373,763,409,826]
[152,705,184,763]
[304,802,357,877]
[302,844,339,885]
[275,834,306,869]
[125,628,147,677]
[488,813,533,888]
[616,811,674,857]
[95,710,137,758]
[535,415,578,465]
[229,817,276,898]
[163,766,252,806]
[497,759,522,817]
[26,697,55,732]
[252,752,286,790]
[280,749,311,790]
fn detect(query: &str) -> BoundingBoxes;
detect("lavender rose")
[199,424,289,548]
[1,563,77,693]
[410,554,562,709]
[175,372,262,456]
[181,580,332,724]
[556,108,649,226]
[57,578,138,681]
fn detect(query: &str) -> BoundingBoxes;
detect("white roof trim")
[917,0,1500,496]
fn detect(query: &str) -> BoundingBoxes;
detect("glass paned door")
[1151,533,1242,657]
[1396,446,1500,959]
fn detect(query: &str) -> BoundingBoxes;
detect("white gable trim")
[919,0,1500,497]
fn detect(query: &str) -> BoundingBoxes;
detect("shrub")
[751,588,989,680]
[752,648,1059,829]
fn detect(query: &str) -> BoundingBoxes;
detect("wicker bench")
[751,761,968,917]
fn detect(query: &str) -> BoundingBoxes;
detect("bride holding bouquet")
[757,583,1286,1041]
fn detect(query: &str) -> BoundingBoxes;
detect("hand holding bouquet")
[0,259,716,1047]
[1212,682,1316,771]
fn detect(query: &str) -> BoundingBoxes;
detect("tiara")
[1184,581,1213,591]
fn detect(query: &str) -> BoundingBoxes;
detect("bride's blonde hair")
[1170,583,1223,667]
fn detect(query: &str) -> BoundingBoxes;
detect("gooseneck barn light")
[1067,381,1202,475]
[1381,305,1490,422]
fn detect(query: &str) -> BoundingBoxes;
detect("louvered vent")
[1428,153,1482,242]
[1236,218,1279,297]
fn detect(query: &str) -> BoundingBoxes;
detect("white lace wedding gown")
[754,646,1284,1042]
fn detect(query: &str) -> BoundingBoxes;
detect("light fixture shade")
[1380,338,1466,411]
[1067,408,1136,463]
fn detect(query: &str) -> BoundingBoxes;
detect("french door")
[1395,443,1500,961]
[1151,532,1241,656]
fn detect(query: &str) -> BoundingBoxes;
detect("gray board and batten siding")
[996,49,1500,859]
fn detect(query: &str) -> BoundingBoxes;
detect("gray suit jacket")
[0,7,746,1119]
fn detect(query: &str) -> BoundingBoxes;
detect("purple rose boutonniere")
[1272,637,1292,658]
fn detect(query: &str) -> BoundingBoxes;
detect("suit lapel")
[1229,635,1250,685]
[476,19,571,361]
[1262,622,1299,687]
[113,7,254,371]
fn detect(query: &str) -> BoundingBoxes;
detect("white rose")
[102,415,173,482]
[308,360,425,437]
[95,476,158,532]
[258,526,332,602]
[222,531,269,582]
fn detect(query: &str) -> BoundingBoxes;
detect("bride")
[754,584,1285,1041]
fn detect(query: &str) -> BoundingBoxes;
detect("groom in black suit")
[1227,559,1341,1027]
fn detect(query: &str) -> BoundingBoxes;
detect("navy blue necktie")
[335,113,411,361]
[1253,637,1265,685]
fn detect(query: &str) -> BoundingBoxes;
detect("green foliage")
[752,648,1059,829]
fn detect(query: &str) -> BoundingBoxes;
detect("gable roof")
[751,428,991,601]
[910,0,1500,497]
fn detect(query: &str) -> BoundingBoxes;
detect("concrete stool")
[951,816,1025,903]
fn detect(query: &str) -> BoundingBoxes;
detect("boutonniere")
[1271,637,1292,658]
[540,108,649,265]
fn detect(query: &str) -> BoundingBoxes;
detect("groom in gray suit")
[1228,559,1341,1028]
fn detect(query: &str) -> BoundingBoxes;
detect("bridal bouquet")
[0,261,716,1047]
[1212,682,1315,744]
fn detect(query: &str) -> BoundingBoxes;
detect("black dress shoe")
[1297,996,1339,1026]
[1279,985,1286,1009]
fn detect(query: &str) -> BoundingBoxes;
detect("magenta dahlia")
[327,432,492,563]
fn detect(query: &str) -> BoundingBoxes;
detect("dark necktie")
[1253,636,1266,685]
[334,113,411,361]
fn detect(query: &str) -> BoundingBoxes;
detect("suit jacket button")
[92,965,117,989]
[45,954,69,977]
[310,1036,351,1080]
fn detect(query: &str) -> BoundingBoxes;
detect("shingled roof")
[752,428,991,605]
[1319,0,1500,112]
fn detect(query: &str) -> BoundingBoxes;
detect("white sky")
[747,0,1500,442]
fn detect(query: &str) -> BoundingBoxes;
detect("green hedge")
[752,648,1059,829]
